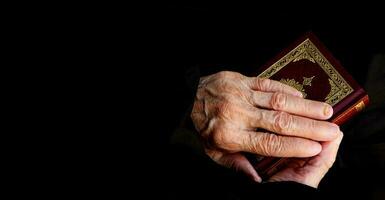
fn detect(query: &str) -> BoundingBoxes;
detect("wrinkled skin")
[191,71,341,187]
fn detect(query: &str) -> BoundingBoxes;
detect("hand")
[191,71,340,182]
[268,131,343,188]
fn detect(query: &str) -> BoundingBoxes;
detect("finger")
[219,153,262,183]
[239,131,322,157]
[248,77,303,98]
[318,131,344,168]
[266,132,343,188]
[250,109,339,141]
[250,91,333,120]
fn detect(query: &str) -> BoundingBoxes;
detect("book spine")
[332,95,370,125]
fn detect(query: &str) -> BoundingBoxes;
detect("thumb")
[218,153,262,183]
[318,131,344,170]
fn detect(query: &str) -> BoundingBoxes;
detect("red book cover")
[251,32,369,179]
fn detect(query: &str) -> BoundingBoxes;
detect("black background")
[144,3,385,199]
[41,2,384,198]
[11,2,384,198]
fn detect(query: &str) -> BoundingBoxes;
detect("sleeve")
[241,181,320,200]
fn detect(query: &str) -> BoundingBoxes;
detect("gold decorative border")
[257,39,353,106]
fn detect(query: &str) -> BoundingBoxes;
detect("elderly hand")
[191,71,340,182]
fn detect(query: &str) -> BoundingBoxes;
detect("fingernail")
[323,104,333,117]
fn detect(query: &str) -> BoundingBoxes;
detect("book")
[251,32,369,179]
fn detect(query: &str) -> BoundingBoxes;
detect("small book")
[251,32,369,179]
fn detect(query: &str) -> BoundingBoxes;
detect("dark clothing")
[168,128,320,200]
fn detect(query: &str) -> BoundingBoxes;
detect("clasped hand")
[191,71,343,188]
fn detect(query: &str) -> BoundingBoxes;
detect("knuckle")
[270,92,287,110]
[258,134,283,156]
[245,133,259,153]
[211,126,228,147]
[256,78,270,90]
[273,111,293,133]
[216,71,232,79]
[309,119,318,130]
